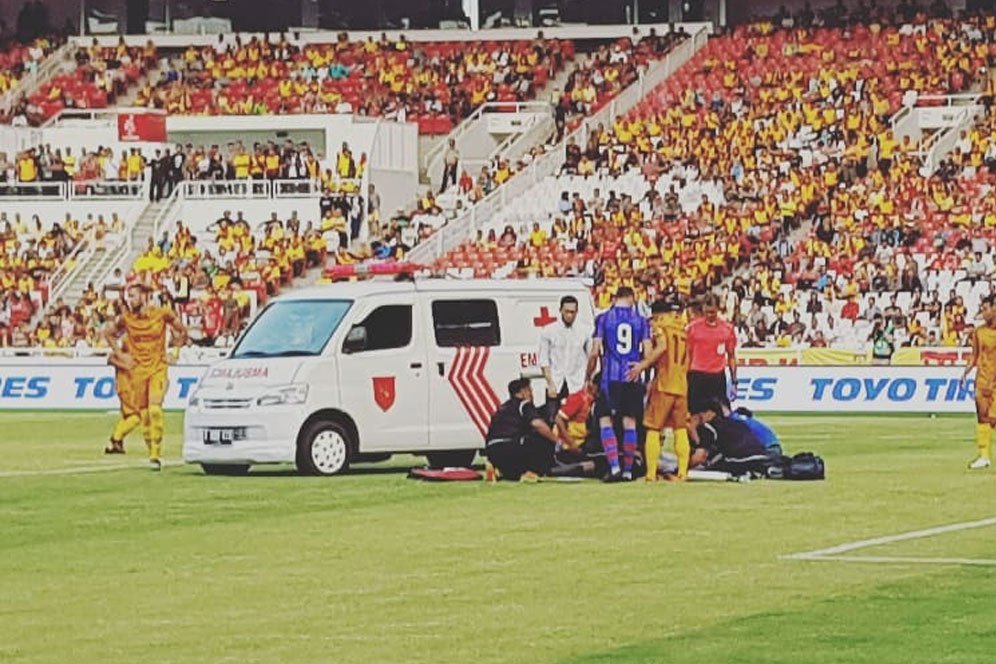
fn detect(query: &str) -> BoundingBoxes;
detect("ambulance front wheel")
[297,420,353,476]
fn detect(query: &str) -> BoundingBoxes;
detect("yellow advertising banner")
[738,347,971,367]
[891,347,972,366]
[738,348,869,366]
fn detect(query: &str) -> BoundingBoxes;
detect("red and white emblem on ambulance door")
[372,376,396,412]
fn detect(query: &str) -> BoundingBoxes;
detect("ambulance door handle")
[410,362,422,369]
[437,362,445,376]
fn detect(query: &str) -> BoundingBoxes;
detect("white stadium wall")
[0,361,981,413]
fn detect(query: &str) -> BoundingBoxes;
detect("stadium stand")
[16,38,156,124]
[4,11,995,356]
[422,14,995,353]
[133,33,571,133]
[385,31,690,256]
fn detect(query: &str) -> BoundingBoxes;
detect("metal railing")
[912,94,984,174]
[178,178,347,200]
[0,180,146,201]
[45,242,93,304]
[151,187,183,243]
[422,100,554,175]
[407,24,710,264]
[179,179,271,200]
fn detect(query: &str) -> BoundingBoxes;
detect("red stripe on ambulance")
[447,346,500,438]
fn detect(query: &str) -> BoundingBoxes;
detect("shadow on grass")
[560,567,996,664]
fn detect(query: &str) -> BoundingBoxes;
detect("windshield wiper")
[233,351,274,358]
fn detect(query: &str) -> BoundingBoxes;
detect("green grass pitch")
[3,411,996,663]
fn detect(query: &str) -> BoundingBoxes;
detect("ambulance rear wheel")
[426,450,477,469]
[201,464,250,476]
[297,420,352,476]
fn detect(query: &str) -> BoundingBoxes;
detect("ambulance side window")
[349,305,412,352]
[431,300,501,347]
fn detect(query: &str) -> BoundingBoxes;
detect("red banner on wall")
[117,112,166,143]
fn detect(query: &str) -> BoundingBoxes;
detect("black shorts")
[485,434,555,480]
[595,381,645,419]
[688,371,728,414]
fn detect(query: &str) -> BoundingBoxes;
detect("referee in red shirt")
[686,293,738,413]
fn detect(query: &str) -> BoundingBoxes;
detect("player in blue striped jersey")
[587,286,651,481]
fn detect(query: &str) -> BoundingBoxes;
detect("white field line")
[782,516,996,566]
[0,460,183,477]
[795,555,996,566]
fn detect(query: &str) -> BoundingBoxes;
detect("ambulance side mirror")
[343,326,367,354]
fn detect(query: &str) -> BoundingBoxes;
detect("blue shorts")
[595,381,645,420]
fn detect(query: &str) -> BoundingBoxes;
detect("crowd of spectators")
[0,209,125,347]
[2,139,366,202]
[134,32,570,132]
[431,13,996,353]
[6,37,157,125]
[556,29,689,139]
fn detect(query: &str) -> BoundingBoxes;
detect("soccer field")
[3,412,996,664]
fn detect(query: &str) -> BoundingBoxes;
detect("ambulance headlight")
[257,384,309,407]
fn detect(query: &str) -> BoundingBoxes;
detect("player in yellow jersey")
[963,296,996,470]
[628,297,691,482]
[103,284,187,471]
[104,338,142,455]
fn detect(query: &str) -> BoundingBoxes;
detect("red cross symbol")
[533,306,557,327]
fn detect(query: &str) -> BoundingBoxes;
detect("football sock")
[111,414,141,443]
[674,428,691,479]
[977,423,993,460]
[601,425,620,474]
[140,408,152,455]
[148,406,165,460]
[622,427,637,476]
[149,405,165,443]
[645,429,662,480]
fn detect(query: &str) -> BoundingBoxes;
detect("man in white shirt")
[538,295,591,420]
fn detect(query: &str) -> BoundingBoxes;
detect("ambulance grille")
[203,398,253,409]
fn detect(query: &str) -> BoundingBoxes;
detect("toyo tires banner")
[734,366,976,413]
[0,364,208,410]
[0,362,980,413]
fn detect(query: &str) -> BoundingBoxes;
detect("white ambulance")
[183,278,594,475]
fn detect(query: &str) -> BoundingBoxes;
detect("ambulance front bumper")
[183,406,304,465]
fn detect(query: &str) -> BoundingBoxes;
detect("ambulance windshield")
[232,299,352,358]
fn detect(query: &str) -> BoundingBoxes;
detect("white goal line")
[781,516,996,566]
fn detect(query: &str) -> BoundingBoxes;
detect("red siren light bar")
[323,262,425,281]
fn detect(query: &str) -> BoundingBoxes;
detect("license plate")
[203,428,243,445]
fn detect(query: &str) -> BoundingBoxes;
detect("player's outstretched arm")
[962,330,979,385]
[102,318,135,371]
[164,308,189,348]
[586,337,603,382]
[627,335,665,382]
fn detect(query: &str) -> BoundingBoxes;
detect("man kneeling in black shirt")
[485,379,561,480]
[689,400,774,478]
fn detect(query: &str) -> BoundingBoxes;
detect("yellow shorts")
[115,369,142,417]
[121,366,170,411]
[643,391,689,431]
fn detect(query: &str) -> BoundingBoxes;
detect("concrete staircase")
[55,194,176,308]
